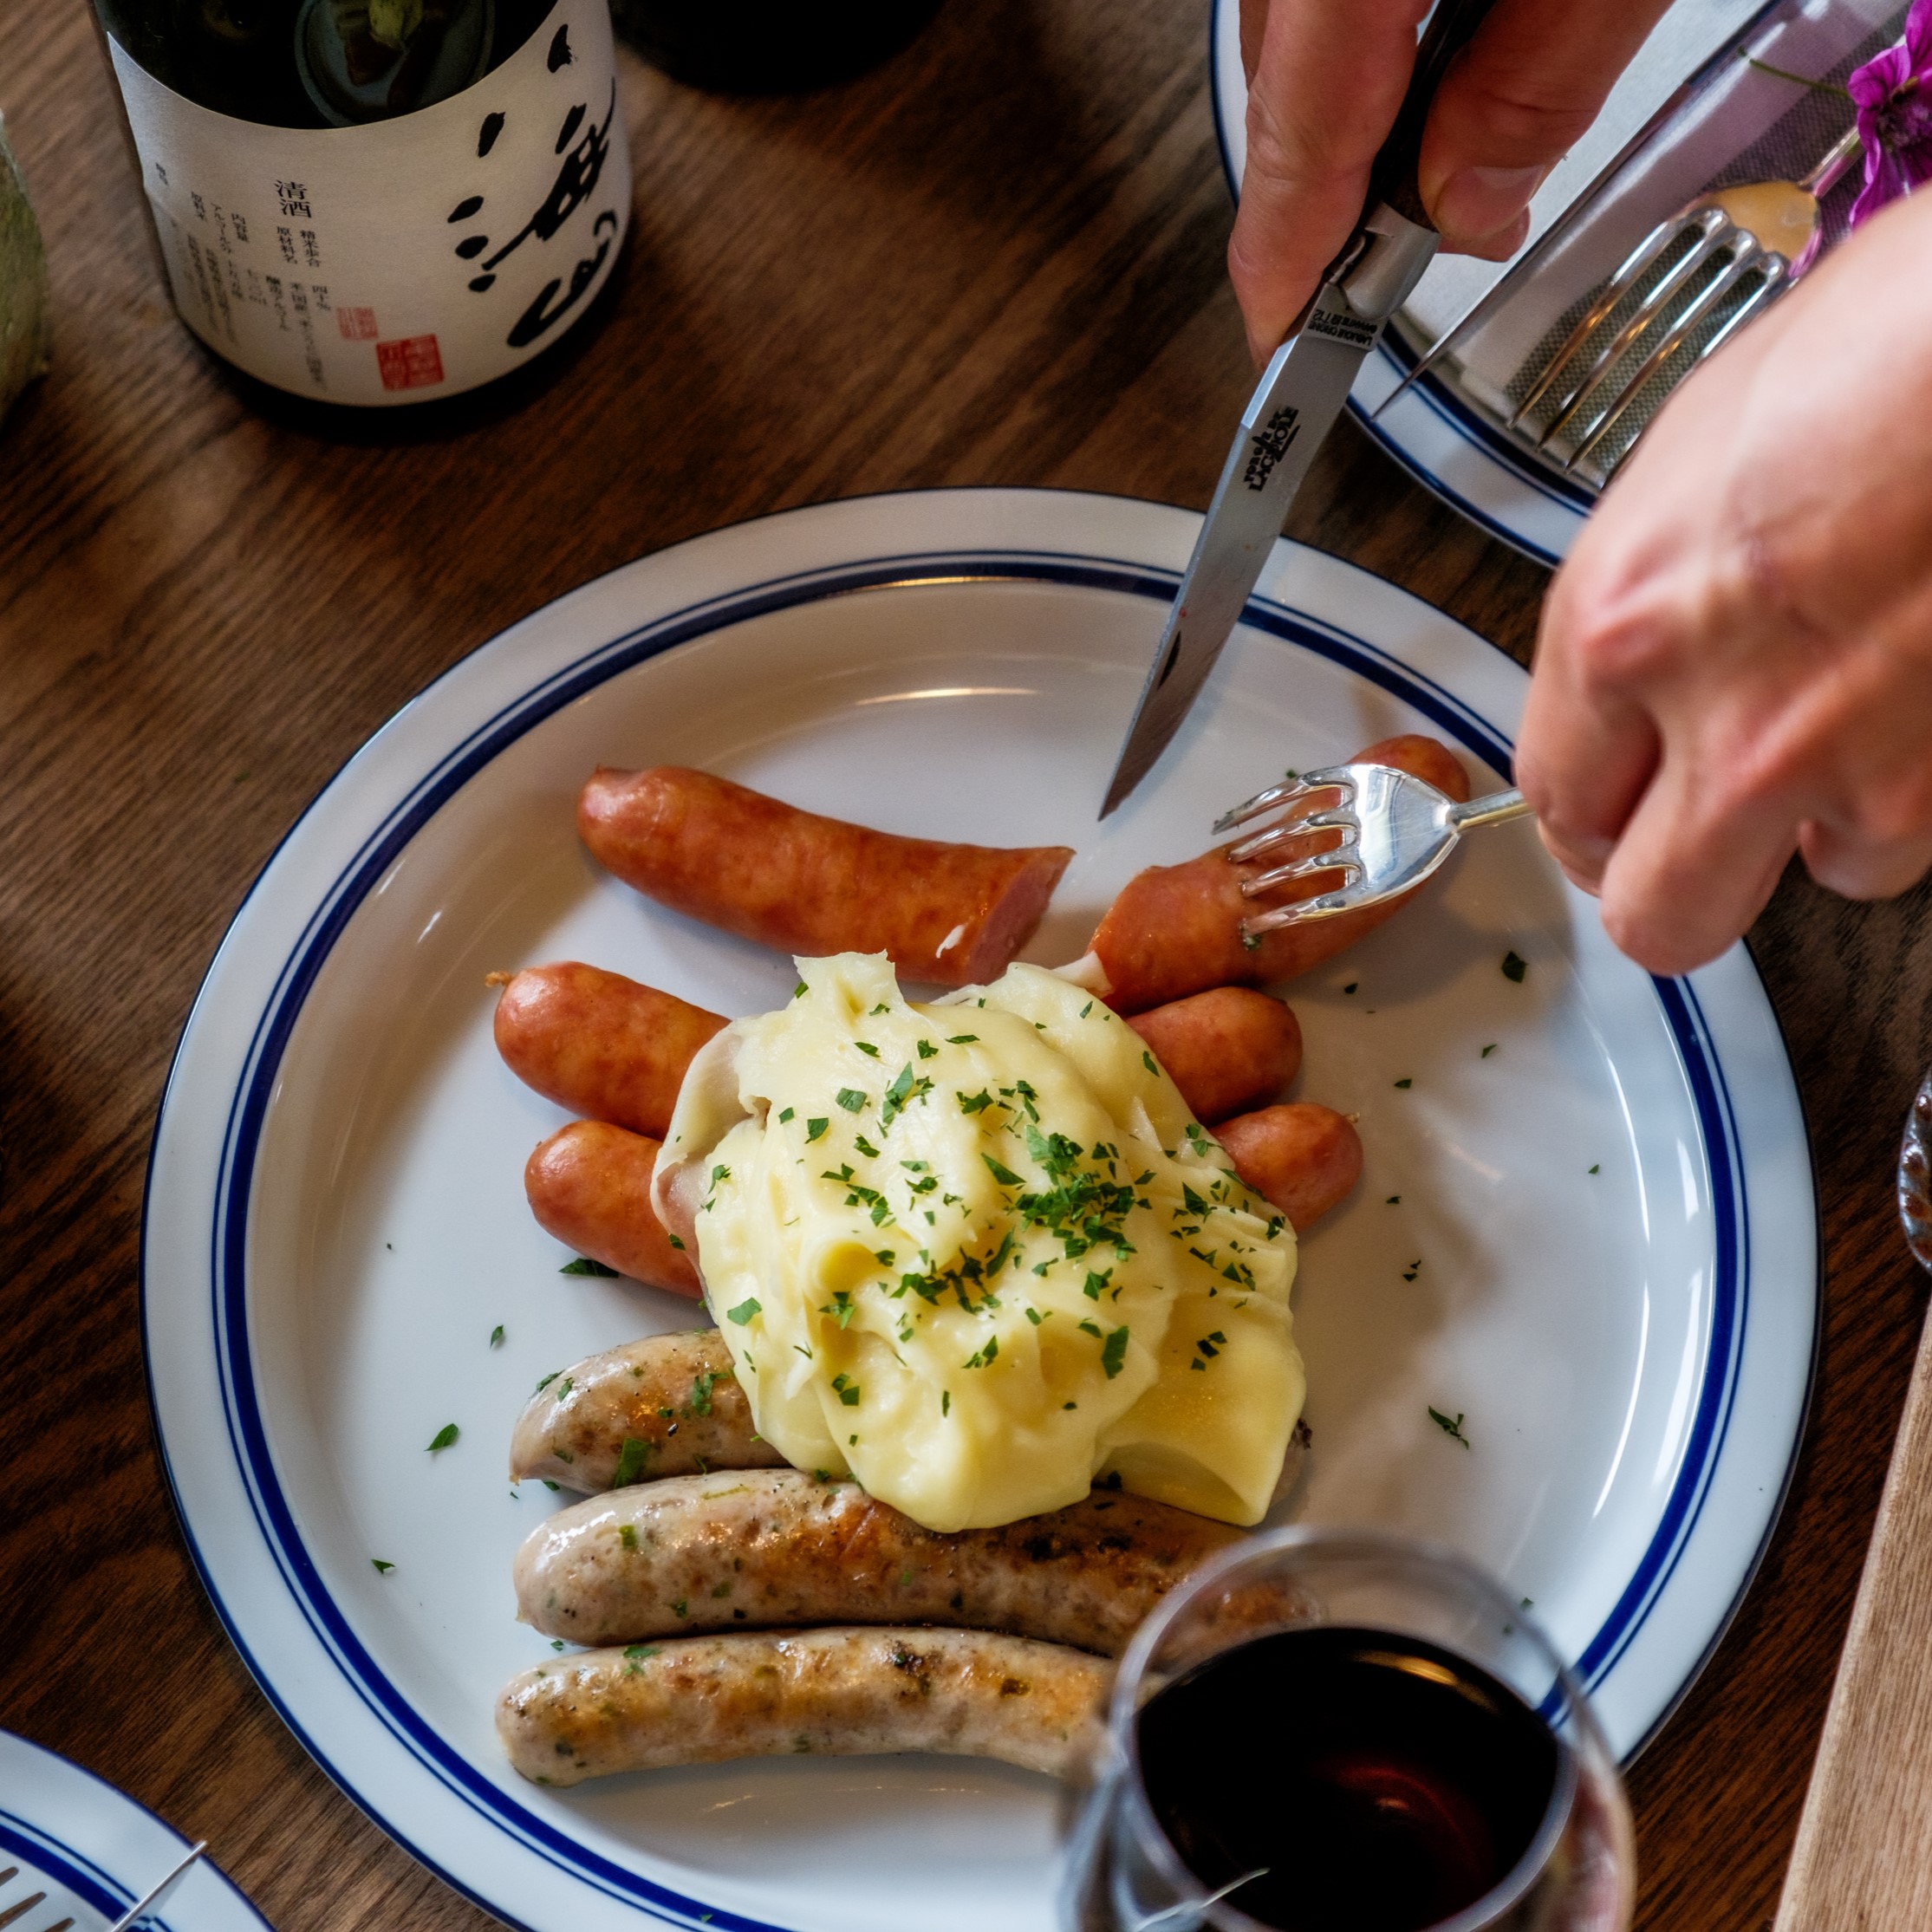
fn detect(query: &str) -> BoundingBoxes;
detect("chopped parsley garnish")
[611,1437,652,1486]
[793,980,809,999]
[855,1135,881,1157]
[1079,1002,1093,1018]
[836,1088,867,1112]
[1589,1163,1600,1174]
[1386,1195,1401,1205]
[710,1163,732,1187]
[1481,1044,1497,1058]
[941,1389,950,1416]
[623,1643,660,1669]
[541,1479,560,1491]
[1502,950,1527,983]
[963,1336,999,1369]
[1393,1077,1413,1090]
[689,1368,724,1415]
[1402,1260,1421,1283]
[1343,982,1358,995]
[946,1034,979,1044]
[831,1374,862,1407]
[1428,1407,1471,1449]
[371,1558,394,1573]
[427,1422,459,1452]
[881,1062,933,1126]
[561,1256,619,1276]
[821,1291,858,1329]
[727,1297,762,1324]
[917,1038,939,1058]
[869,1003,890,1015]
[983,1153,1024,1187]
[619,1524,639,1551]
[855,1041,880,1057]
[1142,1051,1158,1076]
[671,1598,688,1618]
[489,1324,504,1348]
[957,1089,993,1115]
[1084,1270,1109,1299]
[806,1117,829,1142]
[1025,1305,1046,1325]
[778,1106,796,1123]
[1100,1327,1129,1377]
[1240,931,1262,953]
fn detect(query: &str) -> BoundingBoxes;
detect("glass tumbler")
[1061,1525,1634,1932]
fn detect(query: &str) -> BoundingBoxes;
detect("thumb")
[1416,0,1675,257]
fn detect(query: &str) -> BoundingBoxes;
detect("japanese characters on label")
[109,0,631,406]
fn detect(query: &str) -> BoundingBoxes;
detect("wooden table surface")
[1,3,1926,1927]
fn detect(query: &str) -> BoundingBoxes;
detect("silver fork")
[0,1864,74,1932]
[1215,764,1532,934]
[1509,124,1862,472]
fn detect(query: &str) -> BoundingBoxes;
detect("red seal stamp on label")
[375,334,446,391]
[337,306,379,342]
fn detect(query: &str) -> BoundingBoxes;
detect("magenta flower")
[1848,0,1932,225]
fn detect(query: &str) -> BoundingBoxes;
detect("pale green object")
[367,0,426,49]
[0,111,49,431]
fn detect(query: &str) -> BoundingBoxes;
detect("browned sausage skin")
[1086,735,1473,1012]
[1129,986,1301,1123]
[578,766,1074,988]
[500,958,1304,1146]
[494,963,725,1140]
[511,1331,784,1488]
[524,1122,702,1299]
[1216,1103,1363,1232]
[514,1467,1243,1656]
[498,1628,1109,1785]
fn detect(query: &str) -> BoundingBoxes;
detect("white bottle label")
[108,0,631,406]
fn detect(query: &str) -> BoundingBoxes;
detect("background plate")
[0,1731,273,1932]
[143,488,1814,1932]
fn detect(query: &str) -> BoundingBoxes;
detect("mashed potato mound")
[660,953,1304,1532]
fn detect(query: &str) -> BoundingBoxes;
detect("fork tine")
[0,1893,47,1930]
[1534,217,1738,448]
[1240,849,1360,895]
[1575,255,1787,470]
[1212,767,1354,834]
[1564,244,1776,469]
[1509,205,1722,430]
[1226,806,1357,862]
[1240,890,1356,937]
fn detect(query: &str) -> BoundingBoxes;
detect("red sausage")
[1214,1104,1363,1232]
[525,1121,703,1299]
[578,767,1074,988]
[495,963,725,1141]
[1128,987,1301,1123]
[1087,735,1472,1012]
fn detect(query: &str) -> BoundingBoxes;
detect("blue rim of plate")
[1206,0,1593,566]
[0,1812,135,1925]
[145,537,1793,1932]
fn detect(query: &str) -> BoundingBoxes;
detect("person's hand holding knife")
[1236,0,1932,974]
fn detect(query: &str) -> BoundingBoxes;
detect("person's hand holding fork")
[1236,0,1932,973]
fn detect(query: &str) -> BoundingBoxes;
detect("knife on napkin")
[1100,0,1499,818]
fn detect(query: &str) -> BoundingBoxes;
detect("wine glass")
[1061,1525,1634,1932]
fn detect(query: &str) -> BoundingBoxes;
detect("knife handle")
[1366,0,1502,230]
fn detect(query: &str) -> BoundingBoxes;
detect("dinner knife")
[1100,0,1499,818]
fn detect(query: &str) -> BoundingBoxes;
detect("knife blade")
[1100,0,1499,819]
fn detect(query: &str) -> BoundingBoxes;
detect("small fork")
[1216,764,1532,934]
[1510,124,1862,472]
[0,1864,73,1932]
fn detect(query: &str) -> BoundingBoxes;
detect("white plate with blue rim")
[1209,0,1599,564]
[142,487,1815,1932]
[0,1731,272,1932]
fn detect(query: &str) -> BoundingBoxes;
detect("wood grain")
[0,3,1922,1929]
[1773,1291,1932,1932]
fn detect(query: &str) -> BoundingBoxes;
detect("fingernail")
[1431,164,1545,244]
